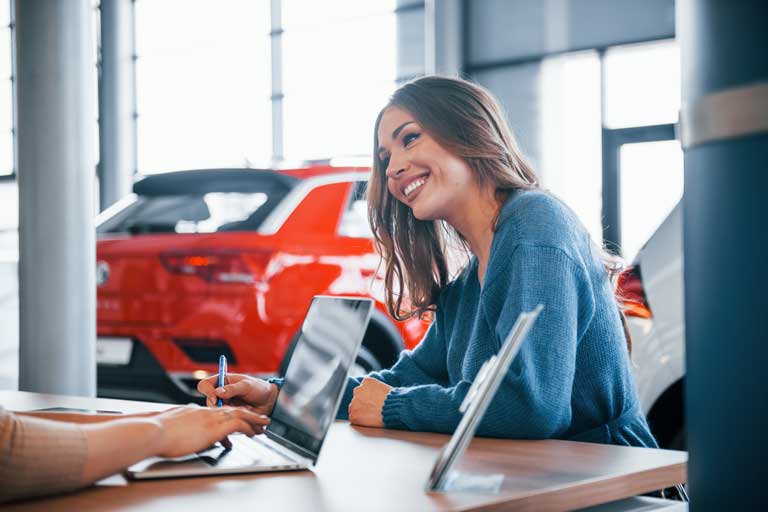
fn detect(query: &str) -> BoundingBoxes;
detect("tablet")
[426,304,543,492]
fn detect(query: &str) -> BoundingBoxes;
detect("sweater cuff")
[382,388,409,430]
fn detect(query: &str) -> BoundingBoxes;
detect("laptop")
[126,295,374,479]
[426,304,543,492]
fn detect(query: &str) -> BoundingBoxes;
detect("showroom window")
[134,0,272,174]
[603,39,682,261]
[604,40,681,129]
[540,39,682,261]
[0,0,12,178]
[540,50,603,245]
[280,0,398,161]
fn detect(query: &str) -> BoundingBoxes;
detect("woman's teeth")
[404,178,427,197]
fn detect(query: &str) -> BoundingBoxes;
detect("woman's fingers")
[219,407,270,431]
[197,378,217,406]
[198,374,253,407]
[215,379,251,400]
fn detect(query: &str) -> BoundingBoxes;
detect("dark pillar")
[679,1,768,509]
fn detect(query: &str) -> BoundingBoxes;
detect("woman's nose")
[385,155,407,179]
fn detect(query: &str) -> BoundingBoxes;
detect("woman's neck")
[447,190,500,286]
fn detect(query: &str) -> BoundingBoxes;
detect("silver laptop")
[126,295,373,479]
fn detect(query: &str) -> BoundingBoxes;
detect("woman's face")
[376,106,479,223]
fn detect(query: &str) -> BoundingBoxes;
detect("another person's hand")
[153,405,270,457]
[348,377,393,428]
[197,373,279,415]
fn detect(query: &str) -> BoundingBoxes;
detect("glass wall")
[134,0,272,174]
[281,0,397,161]
[619,140,683,260]
[605,39,681,260]
[540,50,603,244]
[134,0,399,172]
[0,0,12,178]
[540,39,681,259]
[604,40,681,129]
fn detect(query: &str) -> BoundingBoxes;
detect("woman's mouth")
[403,175,428,199]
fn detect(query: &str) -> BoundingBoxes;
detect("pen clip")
[460,356,497,414]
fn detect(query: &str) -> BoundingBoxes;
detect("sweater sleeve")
[0,407,88,503]
[337,316,448,420]
[381,244,593,438]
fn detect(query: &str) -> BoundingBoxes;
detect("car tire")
[349,346,381,376]
[279,333,384,377]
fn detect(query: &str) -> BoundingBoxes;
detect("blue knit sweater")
[337,190,658,447]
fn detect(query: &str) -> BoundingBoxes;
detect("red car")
[95,166,429,403]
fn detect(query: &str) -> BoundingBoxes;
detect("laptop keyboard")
[204,435,294,468]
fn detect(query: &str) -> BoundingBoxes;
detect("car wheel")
[279,333,383,377]
[349,346,381,376]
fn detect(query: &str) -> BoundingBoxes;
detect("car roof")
[133,167,369,197]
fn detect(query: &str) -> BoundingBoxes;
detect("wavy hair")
[368,76,537,319]
[367,76,632,352]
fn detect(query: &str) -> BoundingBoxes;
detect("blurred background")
[3,2,767,507]
[0,0,684,441]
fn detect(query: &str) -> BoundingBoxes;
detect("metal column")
[270,0,283,163]
[98,0,136,211]
[15,0,97,396]
[679,0,768,509]
[425,0,463,77]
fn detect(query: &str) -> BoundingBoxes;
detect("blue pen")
[216,355,227,407]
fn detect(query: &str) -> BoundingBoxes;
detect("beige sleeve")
[0,406,88,503]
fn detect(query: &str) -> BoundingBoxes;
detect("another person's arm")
[0,405,270,503]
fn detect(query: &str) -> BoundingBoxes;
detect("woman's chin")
[410,204,438,221]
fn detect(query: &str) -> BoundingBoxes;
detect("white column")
[425,0,463,77]
[15,0,97,396]
[98,0,136,210]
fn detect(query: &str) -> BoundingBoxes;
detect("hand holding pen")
[216,355,228,407]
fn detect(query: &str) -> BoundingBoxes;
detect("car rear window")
[97,171,296,235]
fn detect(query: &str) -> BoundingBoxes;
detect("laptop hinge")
[263,432,315,467]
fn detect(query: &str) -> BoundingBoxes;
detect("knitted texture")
[0,408,87,503]
[338,191,658,447]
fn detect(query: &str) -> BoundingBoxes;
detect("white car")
[619,202,686,449]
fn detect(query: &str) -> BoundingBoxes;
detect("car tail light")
[160,249,271,284]
[616,264,652,319]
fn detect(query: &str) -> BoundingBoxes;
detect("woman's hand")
[152,405,270,458]
[348,377,393,428]
[197,373,279,415]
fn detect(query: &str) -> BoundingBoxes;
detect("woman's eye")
[380,155,390,169]
[403,133,420,146]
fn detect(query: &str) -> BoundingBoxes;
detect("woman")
[0,404,269,503]
[199,76,657,448]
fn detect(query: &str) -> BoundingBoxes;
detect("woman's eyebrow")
[391,121,414,141]
[377,121,415,158]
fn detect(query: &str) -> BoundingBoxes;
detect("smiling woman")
[199,77,659,449]
[340,77,656,445]
[369,77,538,317]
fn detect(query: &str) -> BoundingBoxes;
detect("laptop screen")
[267,296,373,462]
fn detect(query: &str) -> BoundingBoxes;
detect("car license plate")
[97,337,133,365]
